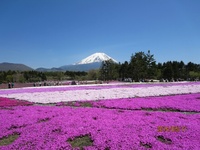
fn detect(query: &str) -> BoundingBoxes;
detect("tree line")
[0,70,88,83]
[99,50,200,82]
[0,50,199,83]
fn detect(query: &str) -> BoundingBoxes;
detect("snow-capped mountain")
[76,52,118,65]
[37,52,118,72]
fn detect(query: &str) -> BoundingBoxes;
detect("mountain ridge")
[43,52,118,71]
[0,62,34,71]
[1,52,118,72]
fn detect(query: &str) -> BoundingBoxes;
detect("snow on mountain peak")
[76,52,118,65]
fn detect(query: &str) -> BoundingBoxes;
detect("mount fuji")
[76,52,118,65]
[59,52,118,71]
[36,52,118,72]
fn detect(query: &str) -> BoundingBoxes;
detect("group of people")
[33,81,62,87]
[8,82,14,88]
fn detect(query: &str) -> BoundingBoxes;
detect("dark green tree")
[129,51,147,81]
[119,61,129,80]
[146,50,157,79]
[162,61,174,80]
[99,59,119,81]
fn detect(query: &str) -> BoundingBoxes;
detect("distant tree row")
[0,70,88,83]
[0,50,199,83]
[99,50,200,82]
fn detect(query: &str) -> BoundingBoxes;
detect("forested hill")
[0,62,34,71]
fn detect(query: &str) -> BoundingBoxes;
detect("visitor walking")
[8,82,11,89]
[11,82,14,88]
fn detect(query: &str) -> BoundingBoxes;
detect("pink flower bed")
[0,97,33,107]
[0,106,200,149]
[0,93,200,149]
[90,93,200,112]
[0,82,199,149]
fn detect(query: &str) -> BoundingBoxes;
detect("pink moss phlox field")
[0,94,200,149]
[0,106,199,149]
[1,82,200,104]
[0,97,33,107]
[0,82,200,149]
[0,81,199,95]
[91,93,200,112]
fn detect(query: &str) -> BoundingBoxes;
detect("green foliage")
[87,69,99,80]
[128,50,156,81]
[52,72,64,81]
[64,71,87,80]
[146,50,157,79]
[118,50,199,81]
[6,75,13,82]
[0,72,4,83]
[130,52,146,81]
[99,59,119,81]
[67,135,93,149]
[0,133,19,146]
[162,62,174,80]
[19,76,26,83]
[119,61,129,79]
[80,102,93,107]
[189,71,200,80]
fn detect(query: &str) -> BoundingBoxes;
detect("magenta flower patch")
[0,82,199,149]
[0,93,200,149]
[0,97,33,107]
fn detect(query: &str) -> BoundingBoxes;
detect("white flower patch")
[1,84,200,103]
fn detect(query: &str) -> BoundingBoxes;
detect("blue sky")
[0,0,200,69]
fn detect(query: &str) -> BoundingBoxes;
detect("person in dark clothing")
[71,80,77,85]
[8,82,11,88]
[11,82,14,88]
